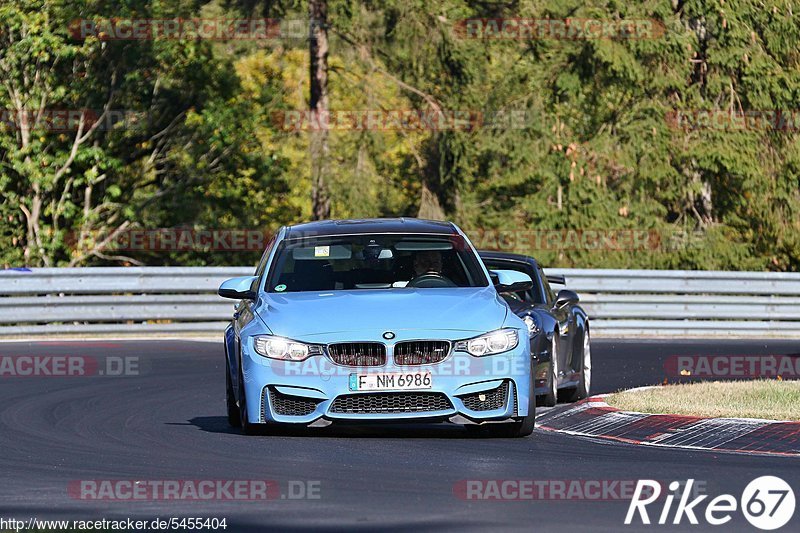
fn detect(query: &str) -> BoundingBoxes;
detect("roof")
[284,218,457,240]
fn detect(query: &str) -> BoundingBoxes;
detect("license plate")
[349,372,432,391]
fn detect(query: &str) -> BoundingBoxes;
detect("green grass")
[605,380,800,421]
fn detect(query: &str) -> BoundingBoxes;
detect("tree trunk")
[418,182,445,220]
[309,0,331,220]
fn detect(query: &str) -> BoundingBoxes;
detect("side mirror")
[490,269,534,294]
[553,289,579,309]
[218,276,258,300]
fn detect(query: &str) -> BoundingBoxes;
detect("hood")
[256,286,508,339]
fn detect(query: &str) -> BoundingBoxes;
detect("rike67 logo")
[626,477,795,530]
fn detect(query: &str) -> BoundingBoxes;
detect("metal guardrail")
[1,267,799,338]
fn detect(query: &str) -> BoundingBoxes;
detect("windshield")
[266,234,489,292]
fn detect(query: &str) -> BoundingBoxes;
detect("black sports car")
[479,251,592,406]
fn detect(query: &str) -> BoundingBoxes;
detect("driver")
[412,250,443,278]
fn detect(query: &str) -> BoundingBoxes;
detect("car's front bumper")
[240,332,533,425]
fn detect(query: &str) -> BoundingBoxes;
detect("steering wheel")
[407,272,456,288]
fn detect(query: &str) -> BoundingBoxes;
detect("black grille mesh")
[330,392,452,414]
[267,388,320,417]
[328,342,386,366]
[394,341,451,365]
[513,384,518,416]
[459,381,509,412]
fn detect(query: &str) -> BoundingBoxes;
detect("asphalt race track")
[1,339,799,532]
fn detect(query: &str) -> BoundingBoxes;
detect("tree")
[0,0,293,267]
[309,0,331,219]
[3,0,798,271]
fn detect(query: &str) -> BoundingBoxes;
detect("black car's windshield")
[266,234,488,292]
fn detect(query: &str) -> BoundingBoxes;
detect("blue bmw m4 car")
[219,218,536,437]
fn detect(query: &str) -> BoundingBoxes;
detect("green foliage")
[1,0,798,270]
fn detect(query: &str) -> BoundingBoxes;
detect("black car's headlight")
[454,328,519,356]
[254,335,323,361]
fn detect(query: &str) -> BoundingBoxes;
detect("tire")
[540,334,559,407]
[485,401,535,437]
[226,359,241,428]
[237,362,263,435]
[564,327,592,403]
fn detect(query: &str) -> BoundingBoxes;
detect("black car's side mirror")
[553,289,579,309]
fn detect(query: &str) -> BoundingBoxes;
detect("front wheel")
[540,335,559,407]
[237,363,264,435]
[564,327,592,403]
[486,409,535,437]
[226,360,241,428]
[485,408,535,438]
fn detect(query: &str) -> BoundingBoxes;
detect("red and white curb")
[536,395,800,457]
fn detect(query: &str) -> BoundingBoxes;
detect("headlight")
[253,335,323,361]
[454,328,519,356]
[523,315,541,336]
